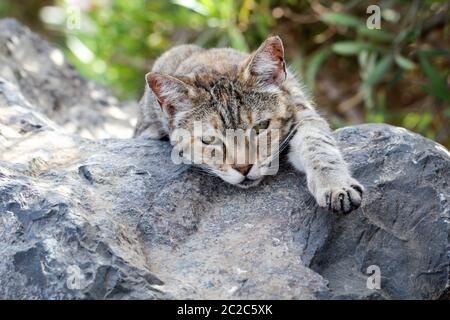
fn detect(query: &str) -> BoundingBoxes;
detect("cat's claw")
[316,179,364,214]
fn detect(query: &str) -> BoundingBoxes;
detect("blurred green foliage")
[54,0,274,98]
[1,0,449,147]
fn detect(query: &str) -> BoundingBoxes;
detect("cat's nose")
[234,164,252,176]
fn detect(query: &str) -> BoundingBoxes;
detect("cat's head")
[146,36,294,188]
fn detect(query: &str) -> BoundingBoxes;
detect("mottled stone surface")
[0,19,449,299]
[0,18,137,139]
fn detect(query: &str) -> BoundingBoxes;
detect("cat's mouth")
[235,177,263,189]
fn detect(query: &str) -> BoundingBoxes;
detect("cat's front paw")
[314,178,364,214]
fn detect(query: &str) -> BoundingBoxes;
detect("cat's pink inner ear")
[146,72,188,116]
[247,36,287,85]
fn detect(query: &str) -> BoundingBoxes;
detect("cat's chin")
[234,178,263,189]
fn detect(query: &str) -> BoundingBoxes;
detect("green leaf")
[306,47,332,90]
[172,0,209,15]
[357,26,394,42]
[417,48,450,57]
[332,41,371,55]
[394,54,416,70]
[320,12,363,28]
[403,112,421,129]
[418,53,450,102]
[227,27,248,51]
[366,55,393,85]
[376,90,386,113]
[361,83,375,109]
[417,113,432,132]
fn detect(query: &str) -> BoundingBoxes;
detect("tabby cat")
[134,36,364,214]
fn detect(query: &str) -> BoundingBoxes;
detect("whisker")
[259,119,305,167]
[190,164,219,177]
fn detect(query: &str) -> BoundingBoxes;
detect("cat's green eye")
[202,135,217,145]
[254,120,270,134]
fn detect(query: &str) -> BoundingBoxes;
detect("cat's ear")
[146,72,193,117]
[242,36,287,86]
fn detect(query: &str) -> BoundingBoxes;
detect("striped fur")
[134,36,364,214]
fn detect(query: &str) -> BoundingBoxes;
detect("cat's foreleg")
[288,109,364,214]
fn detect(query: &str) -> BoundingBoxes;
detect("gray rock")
[0,18,137,139]
[0,18,449,299]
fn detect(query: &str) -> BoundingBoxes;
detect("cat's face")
[147,36,294,188]
[171,80,294,187]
